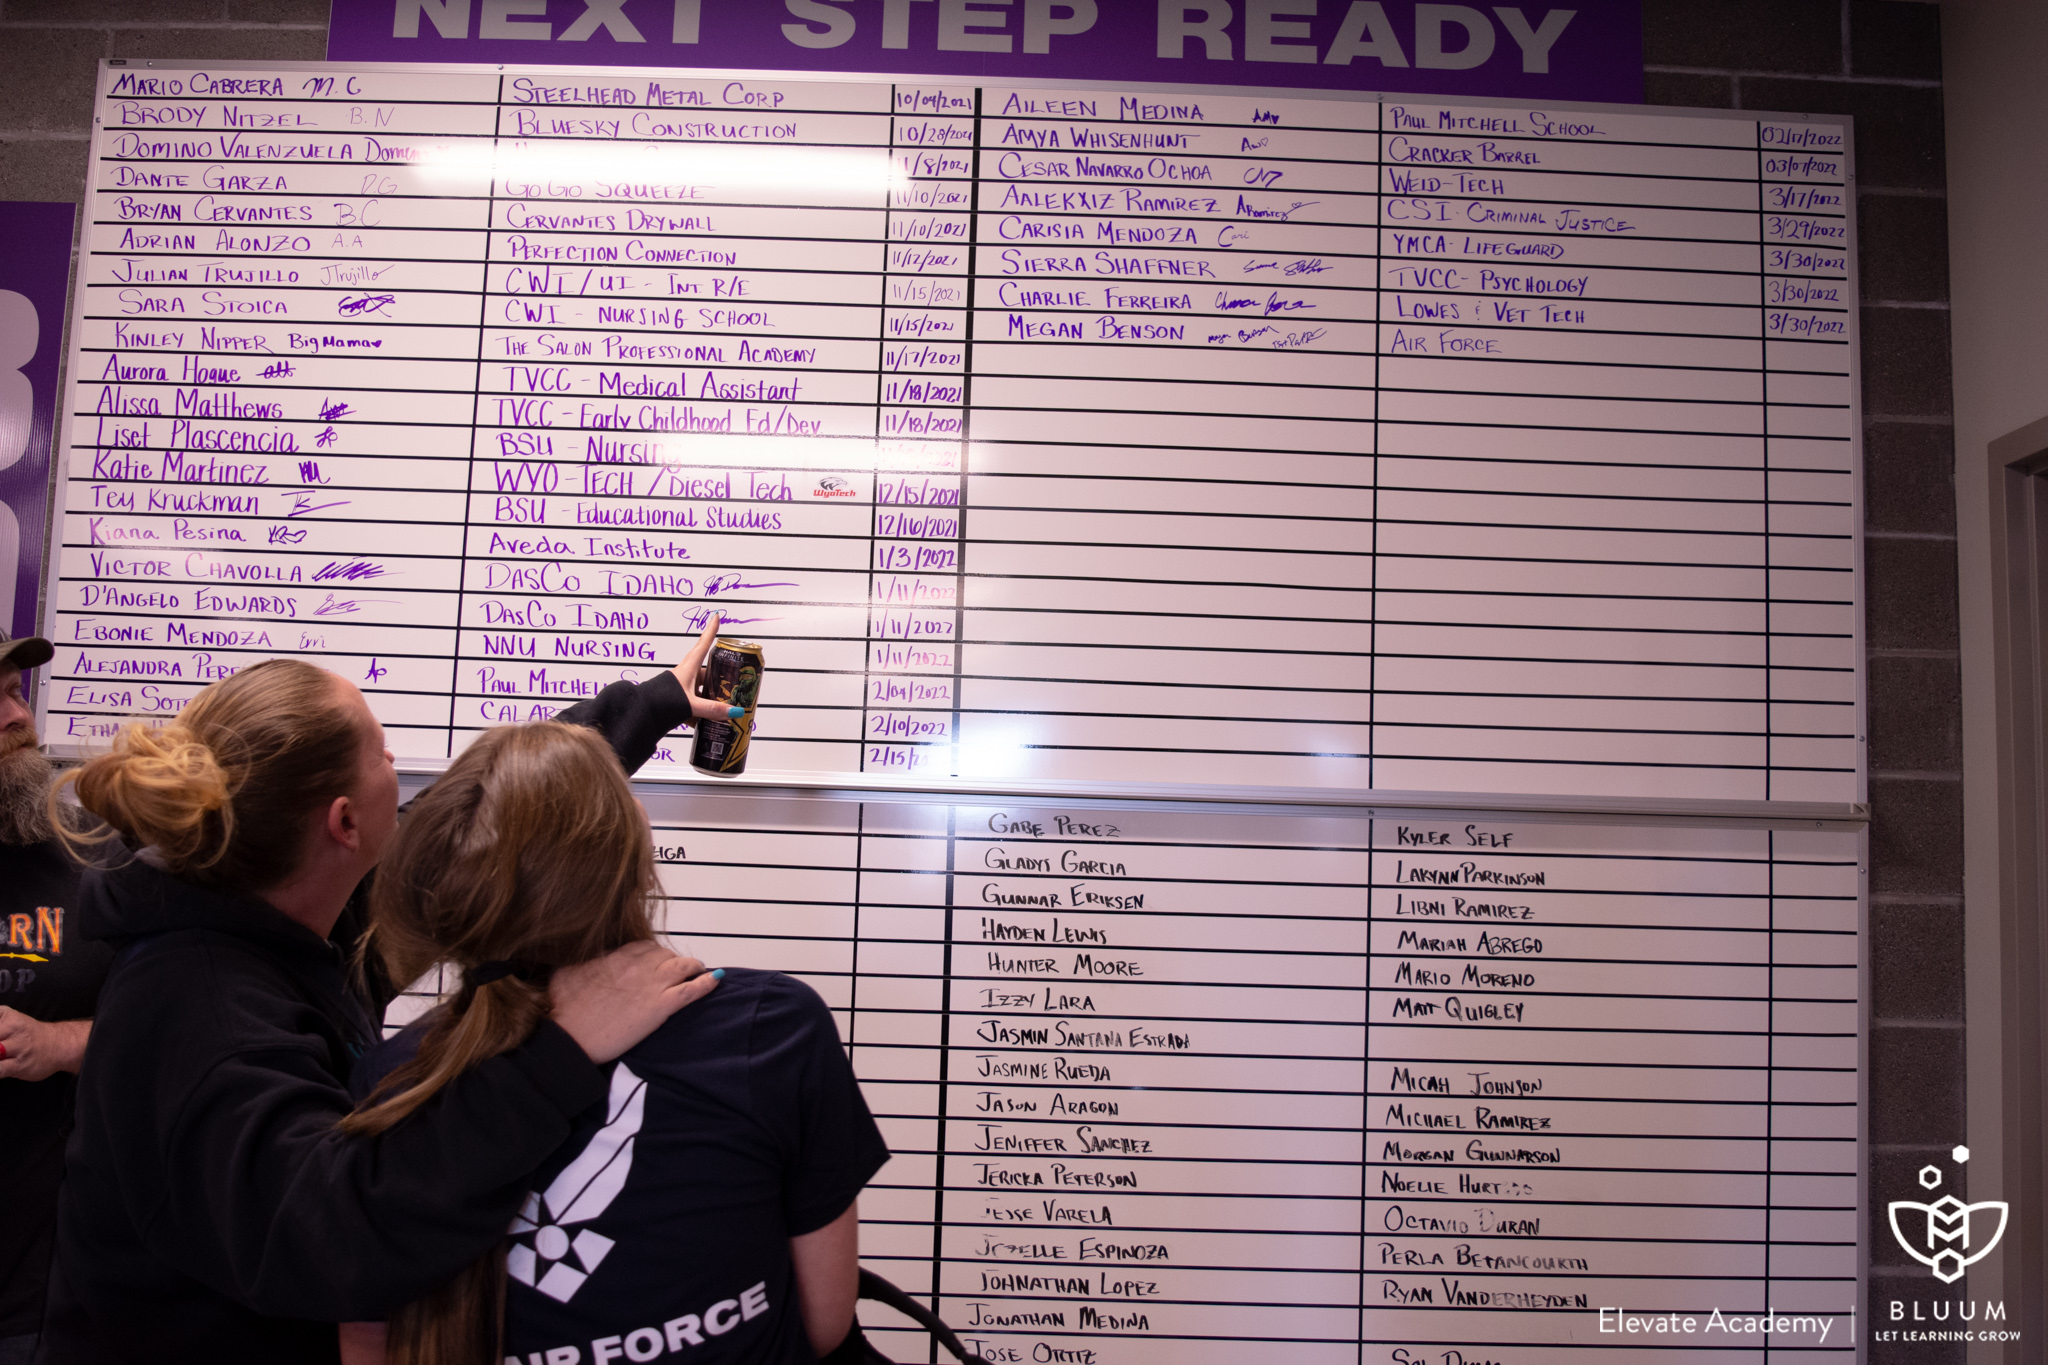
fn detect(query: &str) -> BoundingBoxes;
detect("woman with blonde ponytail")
[39,622,743,1365]
[337,723,887,1365]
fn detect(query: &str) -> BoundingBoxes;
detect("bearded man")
[0,631,112,1365]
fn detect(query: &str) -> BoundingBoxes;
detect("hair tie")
[469,960,517,986]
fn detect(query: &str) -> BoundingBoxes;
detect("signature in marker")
[314,594,396,617]
[312,559,385,583]
[285,491,350,518]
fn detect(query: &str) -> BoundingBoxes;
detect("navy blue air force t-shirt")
[353,969,889,1365]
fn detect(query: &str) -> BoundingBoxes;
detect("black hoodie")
[35,672,695,1363]
[36,860,607,1363]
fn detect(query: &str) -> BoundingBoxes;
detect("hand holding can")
[689,637,765,775]
[669,615,747,723]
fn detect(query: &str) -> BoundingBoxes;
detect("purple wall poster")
[0,201,75,648]
[329,0,1644,104]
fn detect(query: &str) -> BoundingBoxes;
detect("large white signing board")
[52,60,1867,1362]
[44,62,1860,805]
[388,787,1864,1363]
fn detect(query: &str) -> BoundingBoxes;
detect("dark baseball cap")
[0,628,53,671]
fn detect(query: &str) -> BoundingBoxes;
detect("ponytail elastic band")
[469,960,517,986]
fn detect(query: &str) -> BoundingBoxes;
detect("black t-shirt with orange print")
[0,836,114,1336]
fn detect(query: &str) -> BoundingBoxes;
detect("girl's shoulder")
[350,1014,430,1100]
[348,967,839,1101]
[627,966,845,1086]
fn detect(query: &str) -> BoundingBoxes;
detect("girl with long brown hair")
[39,625,738,1365]
[339,721,887,1365]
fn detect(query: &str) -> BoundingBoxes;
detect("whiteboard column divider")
[1756,125,1775,805]
[1369,101,1383,796]
[1361,99,1384,1363]
[932,799,960,1324]
[445,72,505,757]
[1767,826,1780,1362]
[848,797,865,1066]
[949,85,980,782]
[1357,809,1375,1365]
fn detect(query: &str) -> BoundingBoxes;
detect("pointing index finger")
[668,613,723,695]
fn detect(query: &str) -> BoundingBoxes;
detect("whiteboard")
[42,62,1861,806]
[49,59,1867,1360]
[390,783,1866,1361]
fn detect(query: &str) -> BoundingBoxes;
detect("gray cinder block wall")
[0,0,1967,1348]
[0,0,329,203]
[1643,1,1960,1354]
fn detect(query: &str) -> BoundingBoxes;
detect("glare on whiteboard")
[956,727,1032,780]
[679,435,871,469]
[642,434,959,473]
[417,141,903,193]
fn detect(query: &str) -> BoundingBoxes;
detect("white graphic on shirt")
[506,1063,646,1302]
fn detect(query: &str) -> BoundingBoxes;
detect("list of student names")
[629,793,1862,1364]
[53,66,1859,803]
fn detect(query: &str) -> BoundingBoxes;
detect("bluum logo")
[1888,1145,2010,1285]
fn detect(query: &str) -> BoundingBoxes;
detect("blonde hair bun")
[74,721,235,868]
[58,658,366,890]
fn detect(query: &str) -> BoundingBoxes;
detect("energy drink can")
[690,640,764,774]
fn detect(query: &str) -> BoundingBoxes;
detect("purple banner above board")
[0,202,74,647]
[327,0,1644,103]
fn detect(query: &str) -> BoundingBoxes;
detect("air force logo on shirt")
[509,1063,647,1302]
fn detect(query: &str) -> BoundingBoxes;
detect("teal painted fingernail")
[727,706,745,719]
[711,967,726,980]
